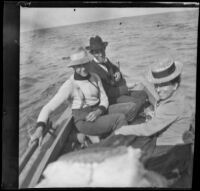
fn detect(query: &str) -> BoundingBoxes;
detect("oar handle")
[19,139,38,174]
[19,119,53,173]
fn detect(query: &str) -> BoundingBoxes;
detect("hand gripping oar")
[19,119,55,174]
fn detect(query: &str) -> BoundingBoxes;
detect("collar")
[74,72,91,81]
[157,88,182,106]
[93,57,108,64]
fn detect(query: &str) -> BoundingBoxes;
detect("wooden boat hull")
[19,107,73,188]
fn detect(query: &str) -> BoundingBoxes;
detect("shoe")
[87,135,100,144]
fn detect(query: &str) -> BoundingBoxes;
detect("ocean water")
[20,10,198,159]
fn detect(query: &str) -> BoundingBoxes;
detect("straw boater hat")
[68,47,94,67]
[85,35,108,51]
[148,57,183,84]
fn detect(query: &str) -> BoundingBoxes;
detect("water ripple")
[19,10,198,159]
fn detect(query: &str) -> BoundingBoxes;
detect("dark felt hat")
[85,35,108,51]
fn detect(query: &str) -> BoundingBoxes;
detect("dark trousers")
[106,78,148,122]
[72,102,137,137]
[115,90,148,121]
[144,143,193,188]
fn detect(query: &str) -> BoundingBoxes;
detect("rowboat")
[19,82,159,188]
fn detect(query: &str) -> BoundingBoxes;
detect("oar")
[19,137,39,174]
[19,119,53,174]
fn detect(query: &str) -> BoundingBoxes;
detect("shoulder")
[158,93,186,117]
[177,94,193,117]
[167,91,188,110]
[59,75,74,90]
[106,58,114,65]
[87,60,99,70]
[89,60,97,65]
[105,57,111,63]
[90,72,101,81]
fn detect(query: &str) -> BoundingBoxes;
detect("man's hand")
[29,126,43,147]
[127,83,138,91]
[143,106,155,121]
[114,72,121,82]
[134,82,145,90]
[127,82,145,91]
[85,109,102,122]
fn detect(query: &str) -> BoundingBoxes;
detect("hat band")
[152,62,176,79]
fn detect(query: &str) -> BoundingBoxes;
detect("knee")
[117,113,126,119]
[75,125,82,134]
[140,90,148,102]
[112,113,127,131]
[115,113,127,125]
[74,121,85,134]
[130,90,148,103]
[127,102,137,110]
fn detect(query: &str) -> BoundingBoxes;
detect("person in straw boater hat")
[29,47,139,145]
[114,57,193,154]
[85,35,148,121]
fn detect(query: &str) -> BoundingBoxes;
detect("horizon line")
[21,9,197,33]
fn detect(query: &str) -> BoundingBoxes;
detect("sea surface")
[20,10,198,159]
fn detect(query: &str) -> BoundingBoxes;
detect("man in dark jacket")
[85,35,148,121]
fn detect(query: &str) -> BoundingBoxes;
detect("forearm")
[144,116,177,136]
[97,105,107,115]
[116,101,180,136]
[37,96,66,123]
[37,105,53,123]
[95,108,103,116]
[37,79,72,123]
[116,116,177,136]
[37,97,65,123]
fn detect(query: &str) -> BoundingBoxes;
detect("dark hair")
[170,75,181,88]
[90,48,105,55]
[155,75,181,88]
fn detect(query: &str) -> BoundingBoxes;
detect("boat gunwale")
[19,82,159,188]
[19,107,73,188]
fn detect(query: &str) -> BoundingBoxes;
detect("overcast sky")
[20,7,197,32]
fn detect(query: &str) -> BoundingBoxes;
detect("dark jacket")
[86,58,129,102]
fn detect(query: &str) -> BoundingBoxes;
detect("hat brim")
[85,42,108,51]
[68,54,94,67]
[147,61,183,84]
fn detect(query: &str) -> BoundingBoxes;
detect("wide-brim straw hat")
[85,35,108,51]
[148,57,183,84]
[68,47,94,67]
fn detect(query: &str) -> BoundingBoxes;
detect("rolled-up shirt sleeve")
[37,79,73,123]
[116,100,179,136]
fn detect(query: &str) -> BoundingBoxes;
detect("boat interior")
[20,83,194,188]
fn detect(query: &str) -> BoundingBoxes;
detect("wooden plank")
[19,109,72,188]
[19,107,73,188]
[142,81,159,107]
[19,120,52,174]
[29,117,73,188]
[19,139,38,174]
